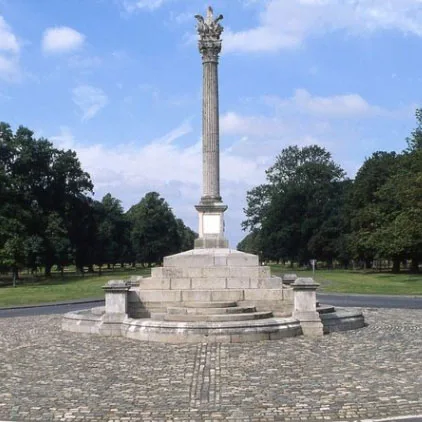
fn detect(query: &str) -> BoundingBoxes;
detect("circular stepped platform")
[317,304,336,314]
[167,305,257,315]
[152,301,273,322]
[153,311,273,322]
[62,301,366,343]
[180,301,238,308]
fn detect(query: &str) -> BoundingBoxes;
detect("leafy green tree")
[92,194,131,273]
[348,151,400,269]
[0,123,94,276]
[243,145,346,265]
[127,192,181,266]
[176,218,197,252]
[237,230,262,256]
[406,108,422,151]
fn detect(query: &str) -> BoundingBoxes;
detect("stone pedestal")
[101,281,130,336]
[292,277,323,337]
[103,280,130,315]
[194,202,228,248]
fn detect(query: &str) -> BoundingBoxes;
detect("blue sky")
[0,0,421,246]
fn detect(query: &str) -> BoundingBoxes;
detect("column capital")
[195,6,223,62]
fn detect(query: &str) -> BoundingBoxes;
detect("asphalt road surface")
[317,293,422,309]
[1,293,421,319]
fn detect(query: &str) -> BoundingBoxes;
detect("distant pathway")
[317,293,422,309]
[1,293,422,319]
[0,308,421,421]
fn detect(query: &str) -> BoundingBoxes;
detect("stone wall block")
[191,277,226,289]
[211,290,243,302]
[226,277,250,289]
[170,278,192,290]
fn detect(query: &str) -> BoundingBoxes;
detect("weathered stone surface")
[243,289,284,301]
[191,277,226,289]
[292,277,323,336]
[170,277,191,290]
[282,273,297,284]
[5,309,422,421]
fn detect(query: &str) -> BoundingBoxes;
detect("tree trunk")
[44,264,52,277]
[12,267,18,287]
[364,259,372,270]
[88,264,94,273]
[392,258,400,273]
[410,258,420,273]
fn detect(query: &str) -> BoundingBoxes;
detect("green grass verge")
[1,267,422,308]
[270,266,422,295]
[0,268,151,307]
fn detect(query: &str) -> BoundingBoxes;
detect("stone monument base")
[62,248,366,343]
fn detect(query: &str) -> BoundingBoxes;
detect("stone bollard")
[292,277,323,337]
[100,280,131,336]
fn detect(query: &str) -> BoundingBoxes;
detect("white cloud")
[72,85,109,121]
[0,55,19,82]
[225,0,422,53]
[42,27,85,54]
[221,112,287,137]
[0,16,20,53]
[0,16,21,82]
[50,122,267,244]
[122,0,166,12]
[265,89,387,118]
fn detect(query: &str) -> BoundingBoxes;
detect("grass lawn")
[1,266,422,308]
[270,265,422,295]
[0,268,151,308]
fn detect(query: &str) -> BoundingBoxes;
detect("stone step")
[167,305,257,315]
[153,311,273,323]
[317,304,335,314]
[181,301,237,308]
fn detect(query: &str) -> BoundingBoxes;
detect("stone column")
[194,6,228,249]
[292,278,324,337]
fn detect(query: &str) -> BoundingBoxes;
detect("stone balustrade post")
[282,273,297,285]
[292,277,323,336]
[103,280,130,315]
[100,280,131,336]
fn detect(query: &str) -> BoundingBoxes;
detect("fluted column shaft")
[202,58,220,200]
[194,7,228,248]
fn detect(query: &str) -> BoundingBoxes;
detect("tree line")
[0,122,196,284]
[238,109,422,273]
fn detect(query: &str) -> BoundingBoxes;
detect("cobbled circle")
[1,308,421,421]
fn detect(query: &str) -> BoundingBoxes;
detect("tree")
[0,123,94,276]
[237,231,262,256]
[348,151,400,270]
[127,192,181,266]
[93,194,131,273]
[243,145,346,265]
[406,108,422,151]
[176,218,197,252]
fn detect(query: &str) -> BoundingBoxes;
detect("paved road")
[1,293,421,319]
[317,293,422,309]
[0,300,104,318]
[1,308,422,421]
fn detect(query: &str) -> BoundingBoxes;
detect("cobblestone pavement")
[1,308,421,421]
